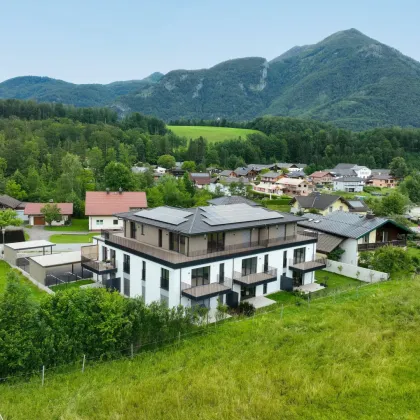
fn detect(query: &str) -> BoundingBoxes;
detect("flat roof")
[5,240,55,251]
[30,251,81,268]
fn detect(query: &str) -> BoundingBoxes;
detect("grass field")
[44,219,89,232]
[167,125,261,143]
[50,279,94,292]
[0,260,45,301]
[315,270,363,288]
[49,233,97,244]
[1,277,419,419]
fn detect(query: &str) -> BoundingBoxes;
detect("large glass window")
[293,247,306,264]
[130,222,136,239]
[142,261,146,281]
[191,266,210,287]
[242,257,257,276]
[207,232,225,253]
[169,232,179,252]
[123,254,130,274]
[124,277,130,297]
[160,268,169,290]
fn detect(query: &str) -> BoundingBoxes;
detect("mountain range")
[2,29,420,131]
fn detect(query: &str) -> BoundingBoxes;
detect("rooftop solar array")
[201,203,283,226]
[135,207,193,225]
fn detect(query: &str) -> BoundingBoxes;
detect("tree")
[367,191,409,216]
[389,157,408,179]
[157,154,176,169]
[41,203,62,226]
[87,147,104,186]
[370,246,413,274]
[0,209,22,229]
[5,180,27,201]
[399,172,420,204]
[181,161,196,172]
[104,162,136,191]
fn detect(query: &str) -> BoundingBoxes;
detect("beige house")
[291,194,349,216]
[310,171,335,184]
[366,175,397,188]
[276,178,314,196]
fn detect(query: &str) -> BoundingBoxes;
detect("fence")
[324,259,389,283]
[0,272,402,388]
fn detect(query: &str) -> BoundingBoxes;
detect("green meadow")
[167,125,261,142]
[1,277,419,419]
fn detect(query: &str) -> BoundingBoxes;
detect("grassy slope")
[49,233,97,244]
[44,219,89,232]
[167,125,261,142]
[1,278,419,419]
[0,260,45,300]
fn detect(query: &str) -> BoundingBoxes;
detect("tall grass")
[1,278,419,419]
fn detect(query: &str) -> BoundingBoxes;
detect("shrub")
[370,246,413,273]
[237,302,256,317]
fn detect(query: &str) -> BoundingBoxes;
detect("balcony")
[81,245,118,275]
[358,239,406,251]
[100,230,317,265]
[181,276,232,300]
[289,258,326,273]
[233,266,277,286]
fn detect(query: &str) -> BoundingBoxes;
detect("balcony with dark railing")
[358,239,406,251]
[181,275,232,300]
[100,229,317,265]
[288,258,326,273]
[81,245,118,274]
[233,266,277,286]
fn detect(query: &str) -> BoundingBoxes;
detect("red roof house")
[24,203,74,226]
[85,191,147,230]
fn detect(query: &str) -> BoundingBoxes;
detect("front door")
[293,271,303,287]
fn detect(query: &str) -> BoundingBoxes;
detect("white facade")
[333,179,364,193]
[28,215,69,226]
[95,238,317,309]
[89,216,123,231]
[353,166,371,179]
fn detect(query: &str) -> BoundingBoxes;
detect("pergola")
[4,240,55,266]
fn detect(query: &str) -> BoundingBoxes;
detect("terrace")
[81,244,118,274]
[181,276,233,300]
[233,267,278,286]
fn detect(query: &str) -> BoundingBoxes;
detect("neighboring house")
[155,167,167,174]
[0,194,27,221]
[333,176,364,192]
[207,196,259,207]
[25,203,73,226]
[219,169,236,178]
[366,174,397,188]
[291,193,349,216]
[170,168,186,178]
[247,164,276,173]
[207,167,221,174]
[297,211,411,266]
[276,178,314,196]
[310,171,335,185]
[371,169,391,177]
[131,166,149,174]
[260,171,283,183]
[85,191,147,231]
[276,163,307,172]
[286,171,306,179]
[189,172,211,188]
[332,164,371,179]
[253,182,283,195]
[234,167,257,179]
[83,203,325,308]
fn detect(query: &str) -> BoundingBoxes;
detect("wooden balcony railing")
[358,240,406,251]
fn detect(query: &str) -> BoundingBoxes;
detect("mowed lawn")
[1,278,419,419]
[50,279,94,292]
[44,218,89,232]
[48,233,97,244]
[167,125,262,142]
[0,260,45,301]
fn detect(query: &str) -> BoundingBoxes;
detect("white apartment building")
[82,204,325,309]
[333,176,364,193]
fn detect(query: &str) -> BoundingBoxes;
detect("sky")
[2,0,420,84]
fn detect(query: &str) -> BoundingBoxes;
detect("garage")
[34,216,45,225]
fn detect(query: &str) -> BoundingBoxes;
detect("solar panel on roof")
[135,207,192,225]
[348,201,364,208]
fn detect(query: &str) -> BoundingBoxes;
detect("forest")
[2,99,420,214]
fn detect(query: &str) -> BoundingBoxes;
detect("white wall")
[339,238,359,266]
[28,215,68,226]
[89,216,123,231]
[324,259,389,283]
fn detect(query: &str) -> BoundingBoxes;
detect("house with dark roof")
[298,211,410,265]
[332,164,371,179]
[219,169,236,178]
[0,194,27,221]
[85,191,147,230]
[344,199,370,215]
[260,171,283,183]
[247,163,276,173]
[233,167,257,179]
[83,203,325,308]
[25,203,73,226]
[291,193,349,216]
[333,176,364,192]
[275,163,307,172]
[189,172,211,188]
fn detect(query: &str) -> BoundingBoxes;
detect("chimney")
[106,188,110,194]
[366,212,375,219]
[119,187,123,194]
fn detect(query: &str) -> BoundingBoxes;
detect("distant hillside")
[2,29,420,130]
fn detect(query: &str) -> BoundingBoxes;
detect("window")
[207,232,225,253]
[160,294,169,308]
[283,251,287,268]
[362,234,369,243]
[242,257,257,276]
[180,235,186,255]
[263,283,267,294]
[329,206,333,213]
[123,254,130,274]
[141,224,145,235]
[124,277,130,297]
[158,229,163,248]
[264,254,269,272]
[113,219,119,225]
[96,219,103,226]
[160,268,169,290]
[192,266,210,287]
[102,246,107,262]
[169,232,179,252]
[130,221,136,239]
[293,247,306,264]
[142,261,146,281]
[219,263,225,283]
